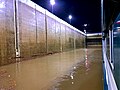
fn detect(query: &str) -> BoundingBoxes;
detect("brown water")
[52,49,103,90]
[0,48,103,90]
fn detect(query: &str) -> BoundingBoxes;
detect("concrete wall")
[0,0,85,65]
[0,0,15,65]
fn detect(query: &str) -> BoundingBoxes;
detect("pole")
[84,30,87,48]
[70,19,71,24]
[14,0,20,58]
[52,5,53,13]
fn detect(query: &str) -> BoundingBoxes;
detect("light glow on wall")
[0,1,5,8]
[19,0,86,36]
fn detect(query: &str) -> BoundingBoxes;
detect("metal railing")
[103,40,118,90]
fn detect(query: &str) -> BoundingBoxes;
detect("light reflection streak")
[70,72,74,85]
[85,49,90,74]
[70,74,73,80]
[72,81,74,84]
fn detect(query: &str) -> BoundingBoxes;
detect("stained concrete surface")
[0,0,84,62]
[0,48,103,90]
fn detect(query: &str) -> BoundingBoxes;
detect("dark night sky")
[31,0,101,33]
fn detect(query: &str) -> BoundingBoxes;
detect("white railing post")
[14,0,20,58]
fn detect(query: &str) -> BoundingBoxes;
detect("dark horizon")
[31,0,101,33]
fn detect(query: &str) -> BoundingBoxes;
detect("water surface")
[0,48,103,90]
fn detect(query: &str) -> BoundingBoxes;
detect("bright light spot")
[0,2,5,8]
[16,52,19,56]
[84,24,87,27]
[69,15,72,20]
[84,30,86,33]
[73,67,76,69]
[70,74,74,79]
[50,0,55,5]
[8,75,11,78]
[116,20,120,24]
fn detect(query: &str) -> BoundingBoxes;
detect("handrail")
[103,40,118,90]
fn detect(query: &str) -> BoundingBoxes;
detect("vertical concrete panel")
[69,29,74,49]
[61,24,66,51]
[18,1,36,58]
[75,31,81,48]
[78,34,82,48]
[55,21,61,52]
[47,16,56,53]
[36,10,46,55]
[82,35,84,47]
[65,26,71,51]
[0,0,6,64]
[80,34,84,48]
[79,33,84,48]
[73,30,76,49]
[65,26,69,51]
[81,35,85,48]
[0,0,15,65]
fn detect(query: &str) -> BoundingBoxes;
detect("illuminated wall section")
[55,21,61,52]
[69,28,74,49]
[47,16,56,53]
[18,0,85,57]
[0,0,15,65]
[36,5,46,55]
[18,1,36,58]
[75,31,82,48]
[60,24,66,51]
[65,26,70,51]
[80,34,85,48]
[0,0,85,65]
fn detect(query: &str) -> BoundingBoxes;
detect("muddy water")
[0,48,103,90]
[52,48,103,90]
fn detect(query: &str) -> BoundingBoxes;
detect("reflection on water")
[0,48,103,90]
[52,48,103,90]
[85,49,90,74]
